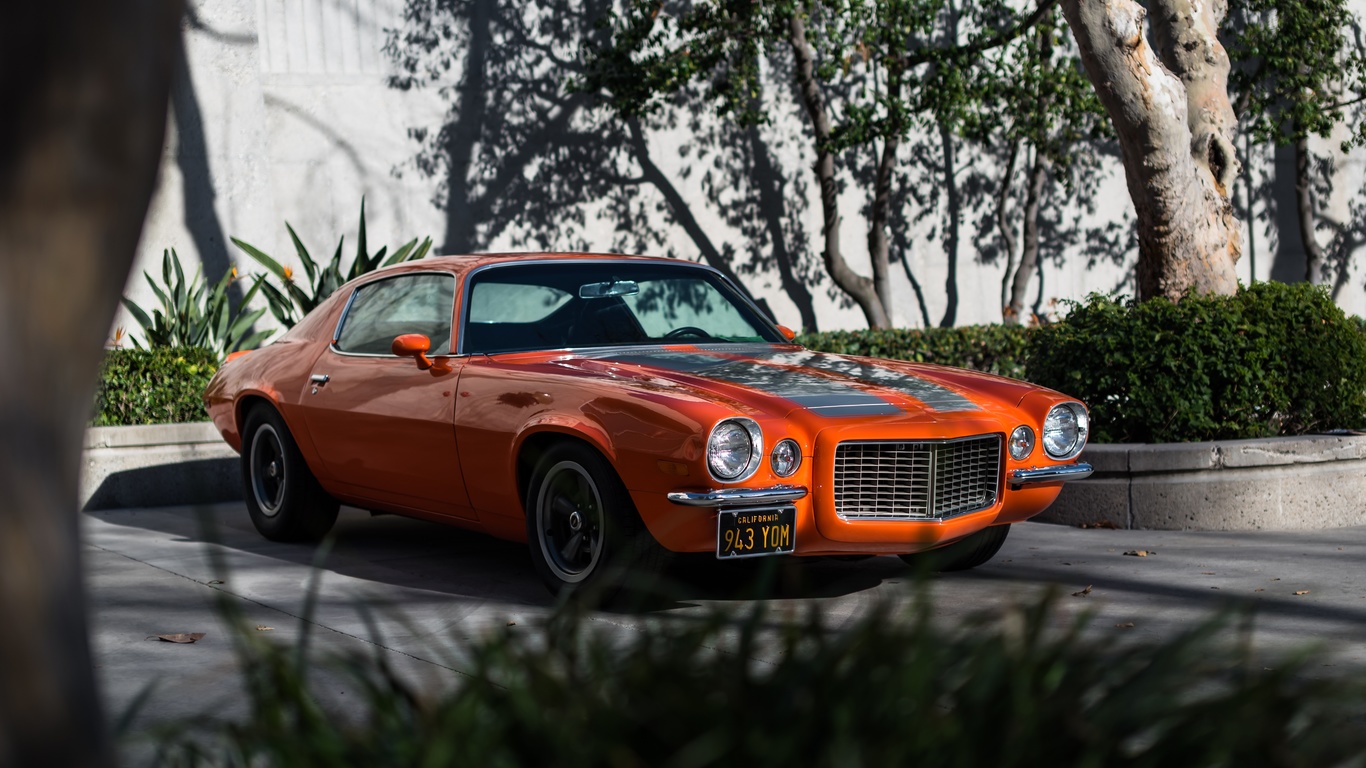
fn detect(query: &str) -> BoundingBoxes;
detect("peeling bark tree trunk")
[789,12,891,329]
[1062,0,1241,301]
[1296,136,1327,284]
[0,2,182,766]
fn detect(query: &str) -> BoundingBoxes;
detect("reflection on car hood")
[557,347,987,417]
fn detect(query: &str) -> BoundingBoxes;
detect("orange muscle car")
[204,253,1092,595]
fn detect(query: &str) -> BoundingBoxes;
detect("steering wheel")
[663,326,710,340]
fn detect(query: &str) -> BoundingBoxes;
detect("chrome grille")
[834,435,1001,521]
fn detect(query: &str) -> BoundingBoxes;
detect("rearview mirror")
[392,334,433,370]
[579,280,639,299]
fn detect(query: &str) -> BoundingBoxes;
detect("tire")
[525,442,665,598]
[241,405,339,542]
[898,524,1010,573]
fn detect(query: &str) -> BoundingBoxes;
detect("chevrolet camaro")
[204,253,1093,595]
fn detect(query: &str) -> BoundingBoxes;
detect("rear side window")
[334,274,456,355]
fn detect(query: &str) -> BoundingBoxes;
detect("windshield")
[462,261,783,354]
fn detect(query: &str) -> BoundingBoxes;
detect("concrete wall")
[119,0,1366,343]
[1040,435,1366,530]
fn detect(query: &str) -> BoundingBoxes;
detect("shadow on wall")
[381,0,1148,331]
[383,0,827,329]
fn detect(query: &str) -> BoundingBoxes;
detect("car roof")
[370,252,691,280]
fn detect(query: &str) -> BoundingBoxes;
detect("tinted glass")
[463,261,781,354]
[335,274,456,355]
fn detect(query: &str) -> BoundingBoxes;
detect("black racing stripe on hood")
[758,350,980,412]
[600,351,902,416]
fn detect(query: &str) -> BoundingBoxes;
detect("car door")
[299,272,475,520]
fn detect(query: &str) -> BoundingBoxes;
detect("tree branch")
[903,0,1060,69]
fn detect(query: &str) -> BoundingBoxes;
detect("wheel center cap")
[568,510,582,532]
[266,461,279,479]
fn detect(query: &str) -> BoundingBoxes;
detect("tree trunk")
[867,71,903,322]
[1296,136,1327,284]
[997,140,1021,317]
[938,118,961,327]
[1009,150,1051,323]
[788,10,891,329]
[0,2,182,766]
[1061,0,1241,301]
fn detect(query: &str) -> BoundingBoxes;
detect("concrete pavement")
[85,502,1366,761]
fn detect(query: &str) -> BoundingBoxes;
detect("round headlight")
[770,439,802,477]
[1042,403,1089,459]
[1009,425,1035,460]
[708,418,762,481]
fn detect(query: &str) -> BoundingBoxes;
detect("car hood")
[545,346,1036,422]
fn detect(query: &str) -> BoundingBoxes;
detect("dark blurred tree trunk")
[0,2,182,766]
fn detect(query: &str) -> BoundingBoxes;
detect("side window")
[334,274,456,355]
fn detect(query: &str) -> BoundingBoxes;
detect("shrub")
[1027,283,1366,443]
[94,348,218,426]
[150,588,1366,766]
[797,325,1033,378]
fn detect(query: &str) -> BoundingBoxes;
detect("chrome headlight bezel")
[1042,402,1089,460]
[770,438,802,477]
[707,418,763,482]
[1009,425,1036,461]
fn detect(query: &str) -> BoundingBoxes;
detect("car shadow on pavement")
[82,502,912,611]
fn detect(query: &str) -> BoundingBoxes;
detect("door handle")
[310,374,330,384]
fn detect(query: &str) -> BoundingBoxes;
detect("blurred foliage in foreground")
[147,585,1366,767]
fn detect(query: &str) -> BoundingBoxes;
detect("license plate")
[716,506,796,559]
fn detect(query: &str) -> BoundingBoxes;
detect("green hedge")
[797,325,1033,379]
[94,348,218,426]
[1026,283,1366,443]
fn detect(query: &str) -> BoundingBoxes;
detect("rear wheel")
[525,442,665,598]
[898,524,1010,572]
[241,406,339,542]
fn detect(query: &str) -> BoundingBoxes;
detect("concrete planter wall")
[82,422,240,510]
[1038,434,1366,530]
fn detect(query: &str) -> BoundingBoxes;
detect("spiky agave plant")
[230,197,433,329]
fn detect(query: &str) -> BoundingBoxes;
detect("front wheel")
[241,406,339,542]
[898,524,1010,572]
[525,442,664,597]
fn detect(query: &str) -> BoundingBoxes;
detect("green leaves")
[231,197,434,329]
[93,348,218,426]
[120,248,271,358]
[1026,283,1366,443]
[1225,0,1366,149]
[798,324,1032,378]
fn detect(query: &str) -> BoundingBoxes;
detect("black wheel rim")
[250,424,286,518]
[536,461,604,583]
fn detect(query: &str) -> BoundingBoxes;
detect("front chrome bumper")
[667,485,809,508]
[1009,463,1094,485]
